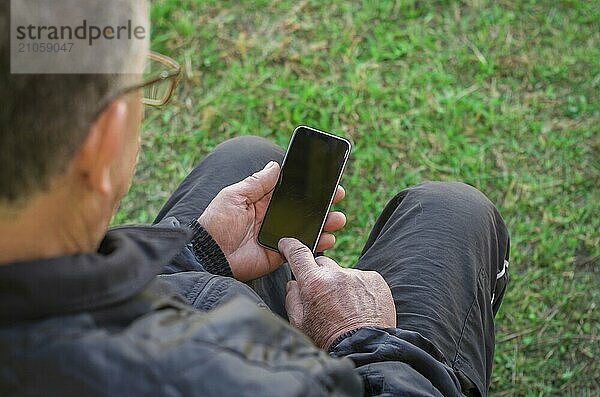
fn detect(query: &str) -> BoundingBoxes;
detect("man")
[0,1,509,396]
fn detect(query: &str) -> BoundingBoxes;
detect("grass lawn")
[114,1,599,395]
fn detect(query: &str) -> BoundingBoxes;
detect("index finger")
[278,238,319,286]
[332,185,345,205]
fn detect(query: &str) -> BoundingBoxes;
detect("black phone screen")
[258,126,350,252]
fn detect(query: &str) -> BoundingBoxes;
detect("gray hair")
[0,0,147,209]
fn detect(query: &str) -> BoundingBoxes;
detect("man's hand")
[198,161,346,282]
[279,238,396,350]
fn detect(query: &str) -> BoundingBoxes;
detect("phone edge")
[256,127,300,252]
[301,126,351,254]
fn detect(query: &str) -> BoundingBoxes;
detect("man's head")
[0,0,148,208]
[0,1,149,260]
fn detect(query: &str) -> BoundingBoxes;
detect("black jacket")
[0,219,464,396]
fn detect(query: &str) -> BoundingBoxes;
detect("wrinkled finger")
[278,238,319,286]
[315,256,341,270]
[227,161,280,202]
[315,233,336,252]
[285,280,304,329]
[332,185,346,204]
[322,211,346,232]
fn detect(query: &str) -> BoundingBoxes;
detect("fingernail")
[265,161,277,169]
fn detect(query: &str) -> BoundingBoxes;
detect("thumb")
[285,280,304,329]
[229,161,280,202]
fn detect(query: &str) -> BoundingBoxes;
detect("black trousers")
[154,136,510,397]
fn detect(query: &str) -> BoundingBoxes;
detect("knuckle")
[219,185,236,197]
[288,245,309,262]
[366,270,384,282]
[343,267,360,277]
[334,270,353,286]
[314,256,330,267]
[246,173,261,184]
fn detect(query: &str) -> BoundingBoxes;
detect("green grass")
[114,1,599,395]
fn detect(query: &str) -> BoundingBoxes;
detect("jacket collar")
[0,225,192,323]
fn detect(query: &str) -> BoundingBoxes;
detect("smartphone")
[258,126,351,253]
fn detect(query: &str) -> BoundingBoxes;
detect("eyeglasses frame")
[125,51,182,106]
[93,51,181,121]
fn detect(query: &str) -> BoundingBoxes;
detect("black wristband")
[186,219,233,278]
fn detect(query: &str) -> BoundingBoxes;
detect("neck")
[0,184,110,264]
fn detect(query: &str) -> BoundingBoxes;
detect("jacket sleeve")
[140,297,363,396]
[153,216,234,277]
[329,327,465,396]
[6,295,363,397]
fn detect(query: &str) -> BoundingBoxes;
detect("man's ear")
[72,100,128,195]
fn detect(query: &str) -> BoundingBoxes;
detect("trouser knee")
[410,181,498,219]
[212,136,284,164]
